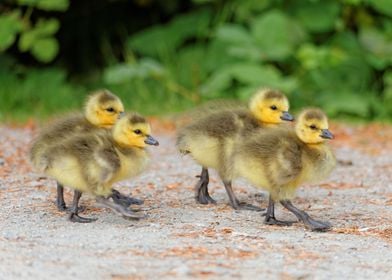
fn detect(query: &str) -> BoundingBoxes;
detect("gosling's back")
[177,110,260,175]
[30,114,96,169]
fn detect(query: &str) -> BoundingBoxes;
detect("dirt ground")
[0,122,392,279]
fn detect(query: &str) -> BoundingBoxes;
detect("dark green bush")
[1,0,392,121]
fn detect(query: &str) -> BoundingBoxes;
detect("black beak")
[144,135,159,146]
[280,111,294,121]
[118,112,125,119]
[320,129,334,139]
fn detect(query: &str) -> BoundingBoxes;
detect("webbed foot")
[195,168,216,205]
[96,196,146,220]
[232,199,264,211]
[69,213,97,223]
[280,200,332,232]
[56,200,67,211]
[304,217,332,232]
[264,216,295,226]
[111,189,144,207]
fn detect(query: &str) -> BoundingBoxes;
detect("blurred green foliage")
[1,0,392,121]
[0,0,68,62]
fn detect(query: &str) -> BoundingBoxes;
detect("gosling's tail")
[29,141,51,172]
[176,132,190,155]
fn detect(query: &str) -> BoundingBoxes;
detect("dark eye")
[270,105,277,110]
[134,129,142,135]
[310,124,317,130]
[106,107,115,112]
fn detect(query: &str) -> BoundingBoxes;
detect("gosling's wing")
[92,142,121,183]
[37,113,88,140]
[30,114,93,159]
[176,111,240,155]
[183,110,241,137]
[273,137,303,186]
[176,99,247,128]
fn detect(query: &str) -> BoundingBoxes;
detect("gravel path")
[0,123,391,279]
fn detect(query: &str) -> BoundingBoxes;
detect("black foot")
[111,190,144,207]
[280,200,332,232]
[69,213,97,223]
[117,207,147,220]
[56,201,67,211]
[232,200,264,212]
[197,190,217,205]
[195,168,216,205]
[304,218,332,232]
[96,196,146,220]
[56,201,85,212]
[264,216,295,226]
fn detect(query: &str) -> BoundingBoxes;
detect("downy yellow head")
[295,108,334,144]
[249,88,293,125]
[85,89,125,128]
[113,113,159,148]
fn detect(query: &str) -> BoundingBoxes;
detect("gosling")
[234,108,336,231]
[30,90,142,212]
[35,112,159,223]
[177,88,293,211]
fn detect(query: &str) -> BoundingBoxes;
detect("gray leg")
[280,200,331,231]
[223,180,264,211]
[264,196,294,226]
[68,191,97,223]
[195,167,216,204]
[56,182,67,211]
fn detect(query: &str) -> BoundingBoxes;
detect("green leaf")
[139,58,165,77]
[18,0,69,11]
[230,63,273,84]
[104,64,144,84]
[17,0,39,6]
[368,0,392,17]
[34,19,60,36]
[215,24,253,45]
[384,70,392,87]
[359,27,392,69]
[230,64,297,93]
[128,9,211,57]
[342,0,362,4]
[37,0,69,11]
[0,12,23,51]
[226,45,262,62]
[128,26,169,57]
[167,9,211,41]
[192,0,214,3]
[18,19,60,52]
[103,59,165,85]
[234,0,272,22]
[215,24,260,62]
[200,68,232,96]
[291,0,340,33]
[18,30,36,52]
[171,45,206,88]
[297,44,346,70]
[251,10,306,60]
[202,63,298,98]
[31,38,59,62]
[322,92,370,117]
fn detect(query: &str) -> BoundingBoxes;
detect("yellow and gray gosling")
[177,88,294,211]
[32,112,159,223]
[30,90,144,211]
[234,108,336,231]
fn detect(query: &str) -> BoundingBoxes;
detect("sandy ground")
[0,123,392,280]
